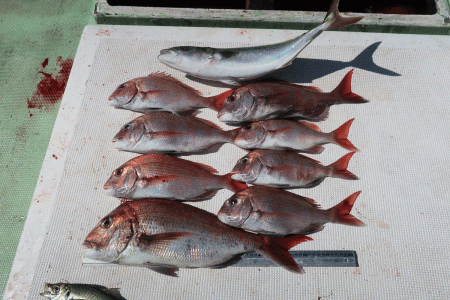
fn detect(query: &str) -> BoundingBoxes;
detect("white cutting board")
[4,25,450,299]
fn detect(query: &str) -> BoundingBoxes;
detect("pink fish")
[83,199,313,276]
[231,150,358,188]
[108,72,231,114]
[218,186,365,236]
[218,69,368,124]
[234,118,358,154]
[103,154,247,201]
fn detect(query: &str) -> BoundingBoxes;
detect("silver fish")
[217,69,368,124]
[83,199,312,276]
[40,282,124,300]
[231,149,357,188]
[103,154,247,201]
[157,0,363,86]
[112,112,239,155]
[108,72,229,114]
[233,118,358,154]
[218,186,365,236]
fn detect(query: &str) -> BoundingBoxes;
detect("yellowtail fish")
[157,0,363,86]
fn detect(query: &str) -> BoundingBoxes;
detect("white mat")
[4,25,450,299]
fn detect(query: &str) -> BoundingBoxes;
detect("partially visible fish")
[218,186,365,236]
[234,118,358,154]
[217,69,368,124]
[112,112,239,155]
[158,0,363,86]
[83,198,312,276]
[108,72,230,114]
[231,149,358,188]
[40,282,125,300]
[103,154,247,201]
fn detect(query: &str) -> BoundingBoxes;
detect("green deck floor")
[0,1,96,296]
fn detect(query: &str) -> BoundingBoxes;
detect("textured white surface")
[4,25,450,299]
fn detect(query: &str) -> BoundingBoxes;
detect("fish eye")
[241,158,249,164]
[228,94,236,102]
[52,286,60,294]
[243,124,252,131]
[117,83,126,90]
[114,168,123,176]
[229,198,238,206]
[122,123,131,130]
[101,217,113,229]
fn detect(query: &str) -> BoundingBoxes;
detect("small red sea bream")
[217,70,368,124]
[231,149,357,188]
[83,199,313,276]
[233,118,358,154]
[112,112,239,155]
[218,186,365,236]
[103,154,247,201]
[108,72,230,114]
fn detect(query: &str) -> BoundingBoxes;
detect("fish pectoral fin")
[141,90,166,98]
[268,127,294,136]
[298,121,322,132]
[210,254,244,269]
[145,131,192,139]
[141,175,181,185]
[146,265,180,277]
[138,232,198,251]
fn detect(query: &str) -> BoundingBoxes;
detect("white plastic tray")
[4,25,450,299]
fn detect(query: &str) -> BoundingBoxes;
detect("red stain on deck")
[27,56,73,110]
[42,58,49,68]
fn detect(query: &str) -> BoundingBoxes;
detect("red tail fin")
[330,70,369,104]
[331,119,358,151]
[328,191,365,226]
[328,152,358,180]
[207,89,235,111]
[222,173,248,192]
[257,234,312,274]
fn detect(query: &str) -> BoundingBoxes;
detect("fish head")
[234,122,266,149]
[218,87,255,124]
[217,192,253,227]
[112,119,146,151]
[158,46,213,73]
[83,204,136,263]
[231,152,262,183]
[40,283,70,299]
[108,80,138,107]
[103,163,138,198]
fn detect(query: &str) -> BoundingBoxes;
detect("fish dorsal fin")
[298,121,322,132]
[148,72,202,95]
[195,117,224,131]
[301,196,321,208]
[303,85,323,92]
[191,161,218,174]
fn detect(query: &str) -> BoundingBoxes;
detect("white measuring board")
[4,25,450,299]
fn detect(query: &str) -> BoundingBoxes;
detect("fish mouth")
[83,240,97,249]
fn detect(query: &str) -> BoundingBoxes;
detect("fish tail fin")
[207,90,234,111]
[257,234,313,274]
[224,127,241,143]
[221,173,248,192]
[331,119,359,151]
[327,191,365,226]
[329,69,369,104]
[328,152,358,180]
[324,0,364,30]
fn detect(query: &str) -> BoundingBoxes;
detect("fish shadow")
[268,41,401,84]
[186,41,401,87]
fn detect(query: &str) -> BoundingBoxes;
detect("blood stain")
[27,57,74,110]
[42,58,49,68]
